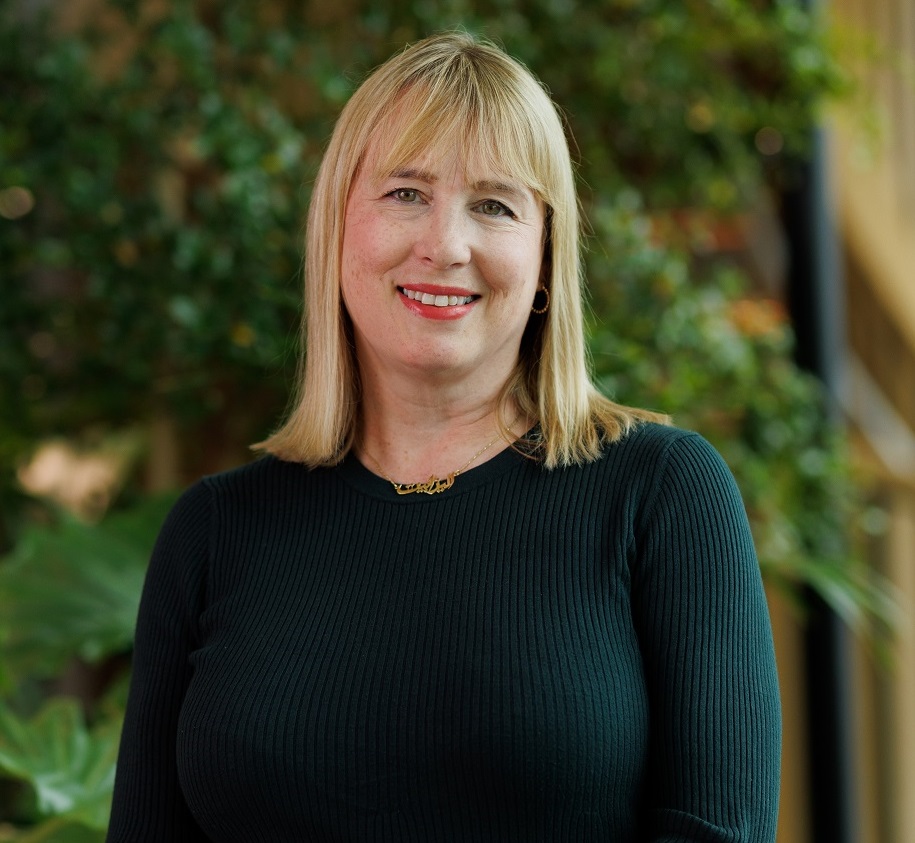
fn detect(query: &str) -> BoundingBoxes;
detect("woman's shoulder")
[602,420,721,469]
[161,454,310,525]
[198,453,300,492]
[612,421,746,518]
[597,420,741,504]
[610,419,698,450]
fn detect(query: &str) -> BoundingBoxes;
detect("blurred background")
[0,0,912,840]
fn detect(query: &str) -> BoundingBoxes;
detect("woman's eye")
[391,188,419,202]
[478,200,512,217]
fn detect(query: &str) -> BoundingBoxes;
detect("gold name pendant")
[392,474,456,495]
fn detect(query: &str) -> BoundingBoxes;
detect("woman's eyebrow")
[471,179,529,202]
[388,167,437,183]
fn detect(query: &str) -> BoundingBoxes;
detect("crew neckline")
[338,428,540,502]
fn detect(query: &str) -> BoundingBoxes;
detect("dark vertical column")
[782,128,857,843]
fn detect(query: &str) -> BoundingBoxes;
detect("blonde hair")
[258,31,665,468]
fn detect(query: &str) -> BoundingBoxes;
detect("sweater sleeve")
[631,432,781,842]
[106,481,212,842]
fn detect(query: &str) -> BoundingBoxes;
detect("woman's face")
[340,137,546,392]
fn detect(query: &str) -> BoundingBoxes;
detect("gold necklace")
[366,419,518,495]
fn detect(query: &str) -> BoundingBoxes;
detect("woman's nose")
[414,204,472,268]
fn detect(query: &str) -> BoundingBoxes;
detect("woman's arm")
[106,482,212,842]
[631,432,781,842]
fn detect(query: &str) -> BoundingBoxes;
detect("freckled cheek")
[344,239,392,281]
[357,228,410,273]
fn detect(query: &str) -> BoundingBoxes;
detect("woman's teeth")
[401,288,474,307]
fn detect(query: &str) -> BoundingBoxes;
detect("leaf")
[0,494,178,682]
[759,551,903,637]
[0,697,121,830]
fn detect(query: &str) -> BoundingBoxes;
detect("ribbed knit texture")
[107,423,780,842]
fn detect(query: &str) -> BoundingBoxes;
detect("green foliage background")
[0,0,888,837]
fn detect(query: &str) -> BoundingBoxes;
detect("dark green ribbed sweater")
[107,423,780,842]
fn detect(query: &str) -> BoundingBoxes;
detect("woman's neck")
[355,373,526,487]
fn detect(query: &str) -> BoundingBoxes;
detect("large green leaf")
[0,494,177,682]
[0,697,120,830]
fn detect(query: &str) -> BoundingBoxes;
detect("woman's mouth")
[399,286,477,307]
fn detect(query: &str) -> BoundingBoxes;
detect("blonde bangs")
[366,79,551,205]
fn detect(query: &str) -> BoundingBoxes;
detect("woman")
[108,32,781,842]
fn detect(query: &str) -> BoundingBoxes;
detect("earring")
[531,287,550,314]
